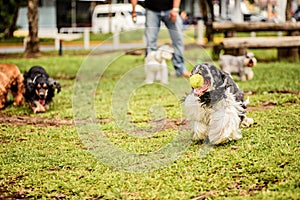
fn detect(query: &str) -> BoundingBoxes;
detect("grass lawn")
[0,47,299,199]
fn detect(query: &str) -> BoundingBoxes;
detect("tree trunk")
[286,0,293,21]
[24,0,40,58]
[205,0,214,42]
[10,1,21,37]
[199,0,214,42]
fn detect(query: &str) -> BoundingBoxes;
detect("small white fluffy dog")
[144,45,174,84]
[184,63,253,145]
[219,52,257,81]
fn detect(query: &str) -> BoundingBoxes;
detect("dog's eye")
[42,83,47,88]
[37,84,41,89]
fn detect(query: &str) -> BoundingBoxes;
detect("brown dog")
[0,64,25,109]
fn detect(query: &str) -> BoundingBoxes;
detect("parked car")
[92,3,145,33]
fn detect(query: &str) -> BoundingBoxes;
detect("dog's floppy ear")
[54,81,61,93]
[48,78,61,93]
[25,78,35,92]
[219,69,232,88]
[23,71,29,83]
[23,71,28,77]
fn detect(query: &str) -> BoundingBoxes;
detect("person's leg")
[162,10,189,77]
[145,9,161,55]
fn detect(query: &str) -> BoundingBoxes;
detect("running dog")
[184,63,253,145]
[144,45,174,84]
[219,52,257,81]
[0,64,24,109]
[24,66,61,113]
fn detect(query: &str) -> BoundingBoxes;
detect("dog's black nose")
[39,90,46,98]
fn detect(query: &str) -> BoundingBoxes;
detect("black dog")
[24,66,61,113]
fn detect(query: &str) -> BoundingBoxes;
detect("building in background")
[17,0,56,30]
[16,0,135,32]
[16,0,298,34]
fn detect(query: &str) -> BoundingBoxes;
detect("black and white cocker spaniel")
[184,63,253,144]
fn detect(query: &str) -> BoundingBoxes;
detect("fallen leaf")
[240,189,248,195]
[192,190,217,200]
[56,194,66,199]
[231,146,239,150]
[77,175,84,179]
[228,182,239,189]
[262,101,276,106]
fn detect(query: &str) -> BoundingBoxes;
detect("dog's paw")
[145,80,154,84]
[241,117,254,127]
[13,94,24,106]
[31,101,46,113]
[44,105,49,111]
[192,133,207,141]
[33,107,38,113]
[33,106,46,113]
[160,81,168,84]
[246,71,254,80]
[0,103,5,110]
[193,123,207,141]
[34,107,46,113]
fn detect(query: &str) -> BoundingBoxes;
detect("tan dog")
[0,64,25,109]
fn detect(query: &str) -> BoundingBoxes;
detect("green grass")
[0,48,299,199]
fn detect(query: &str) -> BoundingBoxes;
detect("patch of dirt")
[0,186,29,200]
[267,90,300,95]
[0,113,73,127]
[245,89,300,112]
[0,96,296,128]
[192,190,217,200]
[0,99,287,128]
[162,119,189,130]
[125,48,145,55]
[0,113,190,131]
[245,90,300,95]
[0,53,23,59]
[247,101,276,112]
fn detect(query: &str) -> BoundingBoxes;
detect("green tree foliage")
[0,0,27,39]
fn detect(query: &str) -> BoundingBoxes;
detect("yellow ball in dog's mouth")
[189,74,204,88]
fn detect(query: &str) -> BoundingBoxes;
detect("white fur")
[184,89,244,144]
[144,45,174,84]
